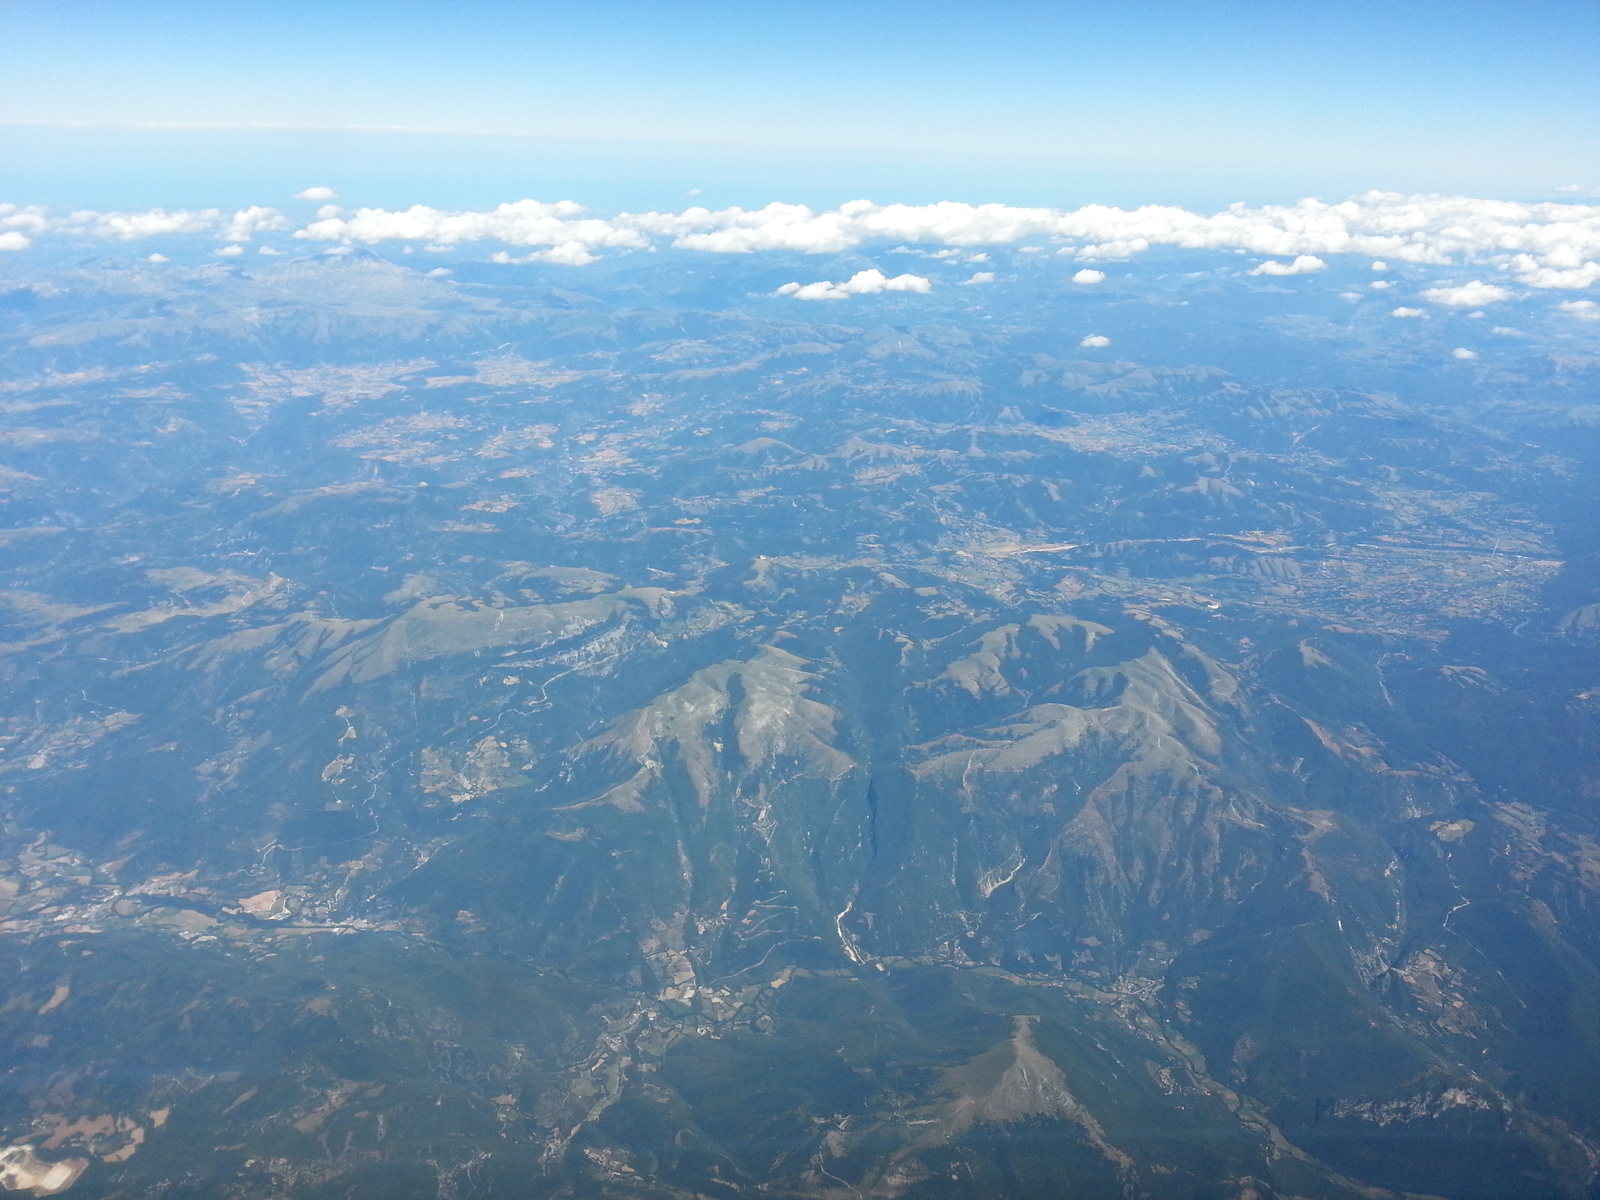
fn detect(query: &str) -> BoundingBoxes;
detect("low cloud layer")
[3,193,1599,291]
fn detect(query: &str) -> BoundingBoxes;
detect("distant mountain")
[1,245,1599,1200]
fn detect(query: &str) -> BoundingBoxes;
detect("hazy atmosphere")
[2,3,1599,1199]
[3,0,1598,206]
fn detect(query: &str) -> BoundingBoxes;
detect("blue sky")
[1,0,1596,210]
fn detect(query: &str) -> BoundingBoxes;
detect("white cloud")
[1392,307,1425,317]
[2,192,1598,287]
[315,204,344,219]
[213,244,244,257]
[296,186,337,201]
[0,231,29,251]
[146,252,168,262]
[426,267,452,277]
[258,246,282,255]
[220,206,287,241]
[1248,255,1327,275]
[1451,347,1479,359]
[278,192,1600,283]
[1369,280,1391,289]
[1079,334,1111,348]
[775,269,933,300]
[488,243,597,266]
[1072,268,1106,284]
[1371,260,1389,270]
[534,242,602,265]
[963,271,996,284]
[1421,280,1512,306]
[1558,299,1599,320]
[84,208,221,239]
[1075,239,1150,261]
[0,204,50,236]
[1505,257,1600,289]
[292,200,652,265]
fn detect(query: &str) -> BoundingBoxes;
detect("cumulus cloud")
[1451,347,1479,359]
[775,269,932,300]
[1074,238,1150,261]
[1505,257,1600,289]
[284,192,1600,286]
[219,206,288,241]
[296,186,337,201]
[0,205,49,242]
[489,244,598,266]
[962,271,996,284]
[1079,334,1111,348]
[3,192,1598,288]
[1369,280,1391,289]
[1072,268,1106,283]
[1421,280,1512,306]
[13,203,267,244]
[147,253,168,262]
[83,208,220,239]
[533,244,596,266]
[1248,255,1327,275]
[1392,307,1425,317]
[213,244,244,257]
[1371,261,1389,271]
[296,200,647,260]
[1558,299,1599,320]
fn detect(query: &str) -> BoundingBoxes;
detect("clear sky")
[1,0,1596,210]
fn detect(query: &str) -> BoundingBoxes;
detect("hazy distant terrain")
[2,240,1600,1200]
